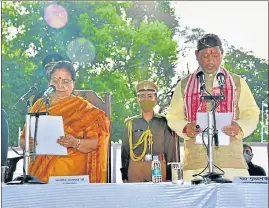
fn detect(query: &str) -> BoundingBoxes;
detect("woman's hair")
[42,53,66,69]
[46,61,76,81]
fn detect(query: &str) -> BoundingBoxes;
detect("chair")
[5,156,23,183]
[74,90,112,183]
[2,108,24,183]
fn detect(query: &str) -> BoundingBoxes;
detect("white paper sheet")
[196,112,233,146]
[30,115,67,155]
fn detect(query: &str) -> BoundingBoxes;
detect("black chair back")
[5,156,23,183]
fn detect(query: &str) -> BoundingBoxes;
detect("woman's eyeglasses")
[50,77,73,86]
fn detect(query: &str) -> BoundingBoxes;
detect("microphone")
[217,72,225,95]
[18,86,38,102]
[42,85,56,99]
[196,71,206,94]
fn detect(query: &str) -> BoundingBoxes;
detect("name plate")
[49,175,89,184]
[233,176,268,184]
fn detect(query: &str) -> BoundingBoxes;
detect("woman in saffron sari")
[19,61,110,183]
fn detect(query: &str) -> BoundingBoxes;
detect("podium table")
[2,183,268,208]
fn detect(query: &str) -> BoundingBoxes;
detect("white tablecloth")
[2,183,268,208]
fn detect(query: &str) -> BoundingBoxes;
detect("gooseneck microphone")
[217,72,225,95]
[18,86,38,102]
[196,71,206,94]
[42,85,56,99]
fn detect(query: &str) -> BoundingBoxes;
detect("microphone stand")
[191,92,232,184]
[6,98,49,185]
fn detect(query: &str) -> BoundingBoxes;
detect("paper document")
[196,112,233,146]
[30,115,67,155]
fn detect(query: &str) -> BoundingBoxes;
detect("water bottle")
[152,156,162,183]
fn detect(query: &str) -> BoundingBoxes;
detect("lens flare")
[44,3,68,29]
[67,38,96,65]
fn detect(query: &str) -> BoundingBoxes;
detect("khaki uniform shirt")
[121,114,175,181]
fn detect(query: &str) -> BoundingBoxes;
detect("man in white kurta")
[166,34,260,181]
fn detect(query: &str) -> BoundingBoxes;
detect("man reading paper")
[166,34,260,181]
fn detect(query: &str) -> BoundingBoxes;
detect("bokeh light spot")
[67,38,96,65]
[44,3,68,29]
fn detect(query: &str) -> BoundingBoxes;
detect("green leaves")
[224,47,268,142]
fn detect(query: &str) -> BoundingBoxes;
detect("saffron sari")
[22,96,110,183]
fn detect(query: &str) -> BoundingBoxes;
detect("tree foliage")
[224,47,268,142]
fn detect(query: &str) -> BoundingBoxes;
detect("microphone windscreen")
[29,86,38,93]
[217,72,225,79]
[49,85,56,92]
[196,71,205,79]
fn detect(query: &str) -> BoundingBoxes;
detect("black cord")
[192,163,209,178]
[193,102,225,178]
[192,128,209,177]
[22,150,26,176]
[202,127,209,154]
[202,122,226,176]
[193,86,225,179]
[214,164,225,174]
[204,92,226,174]
[204,88,220,147]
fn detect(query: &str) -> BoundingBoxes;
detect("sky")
[171,1,268,73]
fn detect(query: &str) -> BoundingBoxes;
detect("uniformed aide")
[120,80,175,182]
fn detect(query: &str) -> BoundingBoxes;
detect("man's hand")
[222,121,241,137]
[184,122,201,138]
[57,134,77,148]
